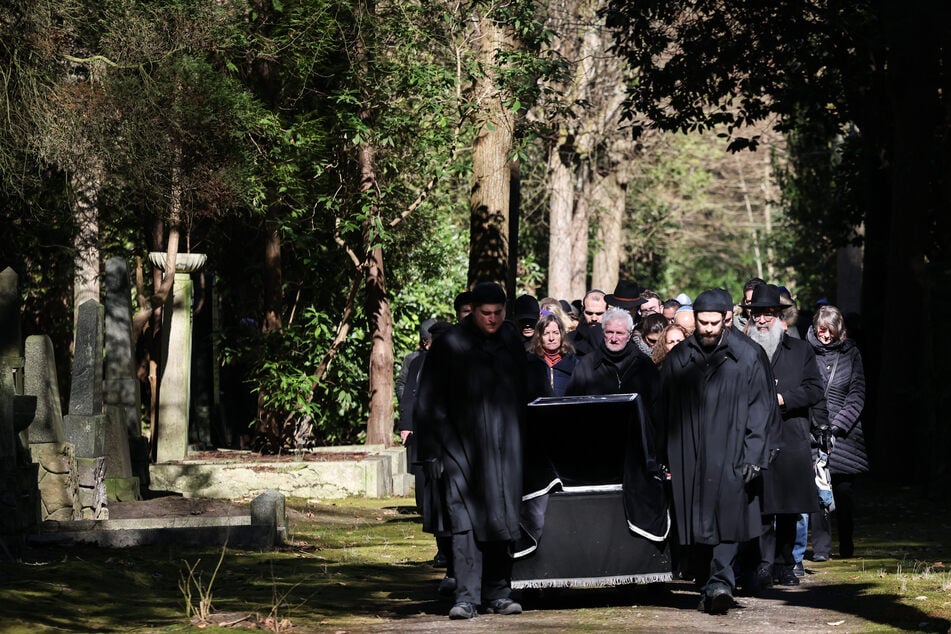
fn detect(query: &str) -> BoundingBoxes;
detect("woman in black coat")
[807,305,867,560]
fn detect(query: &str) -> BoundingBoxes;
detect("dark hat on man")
[419,318,436,340]
[470,282,506,307]
[514,294,540,322]
[739,283,784,309]
[454,290,473,313]
[694,289,730,313]
[428,320,453,340]
[605,281,646,309]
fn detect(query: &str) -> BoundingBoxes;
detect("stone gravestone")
[24,335,81,521]
[102,257,142,500]
[148,252,207,463]
[63,299,108,519]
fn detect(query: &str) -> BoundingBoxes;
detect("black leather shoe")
[777,566,800,586]
[485,598,522,615]
[812,553,830,562]
[754,564,774,593]
[793,562,805,577]
[702,587,734,614]
[449,602,477,619]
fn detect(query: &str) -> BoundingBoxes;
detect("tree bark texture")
[468,19,515,288]
[547,134,575,299]
[71,162,103,325]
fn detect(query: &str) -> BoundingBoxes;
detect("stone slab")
[150,455,393,499]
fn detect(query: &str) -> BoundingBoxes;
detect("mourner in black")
[655,289,778,615]
[565,307,659,405]
[414,282,530,620]
[741,284,823,589]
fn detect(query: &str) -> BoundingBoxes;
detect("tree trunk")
[355,1,393,448]
[547,131,575,299]
[262,210,284,333]
[468,18,515,288]
[71,162,103,324]
[590,170,624,292]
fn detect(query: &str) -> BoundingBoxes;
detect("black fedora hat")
[605,280,646,309]
[739,283,784,309]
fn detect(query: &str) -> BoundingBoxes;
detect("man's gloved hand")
[831,425,845,438]
[740,463,761,484]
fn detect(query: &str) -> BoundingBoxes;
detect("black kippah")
[470,282,506,306]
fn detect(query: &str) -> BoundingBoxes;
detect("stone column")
[63,299,109,519]
[149,253,207,463]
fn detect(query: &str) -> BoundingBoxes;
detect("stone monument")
[63,299,108,519]
[24,335,81,521]
[148,252,207,463]
[102,257,143,500]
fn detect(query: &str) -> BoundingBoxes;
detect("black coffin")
[512,394,672,589]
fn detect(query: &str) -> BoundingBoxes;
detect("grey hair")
[813,305,846,342]
[602,307,634,332]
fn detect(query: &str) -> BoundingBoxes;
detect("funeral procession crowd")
[395,278,868,619]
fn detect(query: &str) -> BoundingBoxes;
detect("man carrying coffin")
[414,282,531,620]
[656,289,778,614]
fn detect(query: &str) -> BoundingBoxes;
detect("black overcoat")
[761,334,823,515]
[567,320,601,357]
[414,318,529,542]
[657,329,776,545]
[564,340,660,406]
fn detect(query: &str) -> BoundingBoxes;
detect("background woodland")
[0,0,948,495]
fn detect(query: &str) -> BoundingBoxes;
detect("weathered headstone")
[148,252,207,463]
[103,257,141,436]
[251,489,287,547]
[67,299,104,417]
[24,335,82,521]
[24,336,66,444]
[63,300,108,519]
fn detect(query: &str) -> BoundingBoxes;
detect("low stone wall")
[149,445,411,499]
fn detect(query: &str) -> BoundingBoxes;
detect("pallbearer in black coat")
[656,289,778,614]
[565,308,659,406]
[414,282,531,620]
[742,284,822,589]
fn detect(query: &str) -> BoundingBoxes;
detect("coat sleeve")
[744,350,778,469]
[413,338,452,462]
[832,348,866,434]
[780,345,825,412]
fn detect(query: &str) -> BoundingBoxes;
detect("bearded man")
[415,282,531,619]
[741,284,823,589]
[656,289,778,614]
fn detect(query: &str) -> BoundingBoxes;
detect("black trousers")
[451,531,513,605]
[811,474,857,557]
[688,541,739,595]
[759,513,798,568]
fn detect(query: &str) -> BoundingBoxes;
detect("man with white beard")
[740,284,824,591]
